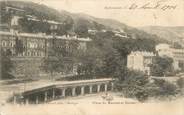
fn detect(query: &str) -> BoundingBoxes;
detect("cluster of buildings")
[0,5,92,79]
[127,44,184,76]
[113,30,130,39]
[156,44,184,70]
[1,5,64,33]
[88,29,129,39]
[1,4,183,80]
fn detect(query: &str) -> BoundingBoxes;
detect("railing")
[9,78,114,104]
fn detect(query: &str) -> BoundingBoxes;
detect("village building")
[88,29,98,35]
[156,44,184,70]
[127,51,155,75]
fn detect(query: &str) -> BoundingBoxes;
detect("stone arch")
[84,85,90,94]
[27,93,37,104]
[54,88,62,99]
[92,85,97,93]
[100,84,105,92]
[2,40,7,47]
[36,92,45,103]
[10,41,14,47]
[107,83,112,91]
[27,51,31,56]
[33,51,36,56]
[75,86,81,96]
[65,87,72,97]
[46,89,54,100]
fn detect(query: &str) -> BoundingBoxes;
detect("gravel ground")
[0,93,183,115]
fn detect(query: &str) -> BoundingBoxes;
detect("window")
[10,41,14,47]
[34,43,37,48]
[22,52,26,56]
[11,49,15,56]
[27,43,30,48]
[2,41,6,47]
[27,51,30,56]
[36,52,38,56]
[42,44,45,48]
[32,51,35,56]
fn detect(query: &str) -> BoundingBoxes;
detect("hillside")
[0,1,173,79]
[139,26,184,47]
[0,1,167,42]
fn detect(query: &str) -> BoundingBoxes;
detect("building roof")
[6,6,25,12]
[156,43,184,53]
[129,51,155,57]
[0,31,92,42]
[47,20,63,25]
[156,43,170,51]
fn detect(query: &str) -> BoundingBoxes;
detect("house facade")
[0,31,91,78]
[127,51,155,75]
[156,44,184,70]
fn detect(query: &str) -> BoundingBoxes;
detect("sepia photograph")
[0,0,184,115]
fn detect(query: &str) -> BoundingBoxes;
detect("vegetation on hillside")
[115,69,181,102]
[150,56,174,76]
[1,1,183,102]
[140,26,184,47]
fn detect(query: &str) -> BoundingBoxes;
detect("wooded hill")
[0,1,170,78]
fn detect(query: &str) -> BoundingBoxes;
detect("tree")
[76,46,104,77]
[74,19,89,37]
[172,42,182,49]
[76,31,124,78]
[150,56,174,76]
[116,69,150,102]
[42,57,64,80]
[42,38,65,80]
[176,77,184,89]
[1,50,14,79]
[19,16,50,34]
[63,17,74,35]
[153,79,178,97]
[102,45,123,77]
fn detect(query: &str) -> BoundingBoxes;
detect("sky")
[14,0,184,27]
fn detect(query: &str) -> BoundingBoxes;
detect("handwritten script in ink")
[104,0,177,11]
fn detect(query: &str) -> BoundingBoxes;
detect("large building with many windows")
[0,31,91,78]
[127,51,155,75]
[156,44,184,70]
[0,5,92,78]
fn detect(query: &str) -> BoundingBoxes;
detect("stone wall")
[10,57,78,79]
[11,57,43,78]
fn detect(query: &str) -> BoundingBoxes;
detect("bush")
[150,56,174,77]
[176,77,184,89]
[120,85,149,102]
[117,69,150,102]
[135,89,149,102]
[117,68,181,102]
[154,79,178,97]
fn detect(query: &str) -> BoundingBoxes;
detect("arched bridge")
[12,78,114,104]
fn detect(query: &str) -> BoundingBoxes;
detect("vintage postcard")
[0,0,184,115]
